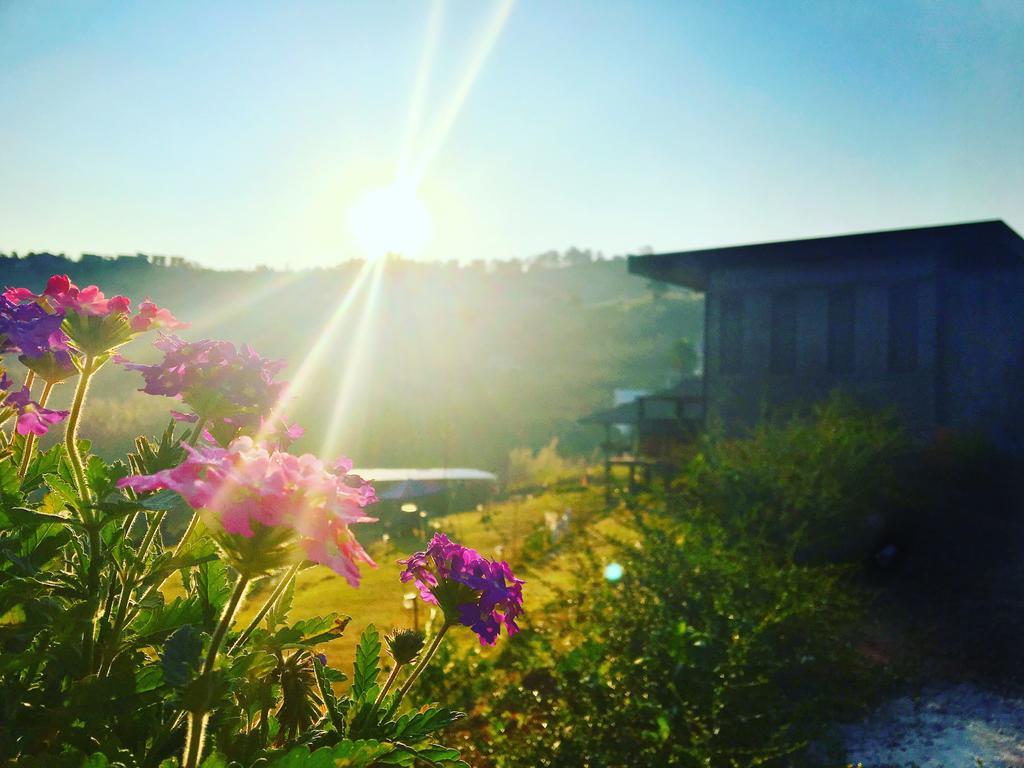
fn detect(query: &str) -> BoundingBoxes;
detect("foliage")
[505,438,585,492]
[416,511,872,767]
[0,250,703,470]
[413,401,908,766]
[0,274,496,767]
[678,394,909,560]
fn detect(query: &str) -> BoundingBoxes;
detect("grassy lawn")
[233,485,620,672]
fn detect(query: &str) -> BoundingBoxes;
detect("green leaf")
[162,624,202,688]
[265,573,296,630]
[391,707,466,742]
[135,663,165,693]
[262,614,350,652]
[194,557,231,627]
[313,655,346,735]
[19,441,62,492]
[264,740,399,768]
[352,624,381,703]
[199,753,229,768]
[0,459,22,508]
[401,745,470,767]
[44,472,80,510]
[132,595,204,642]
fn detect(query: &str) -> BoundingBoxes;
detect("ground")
[234,486,615,671]
[841,683,1024,767]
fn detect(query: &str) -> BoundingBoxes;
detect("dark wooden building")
[628,220,1024,449]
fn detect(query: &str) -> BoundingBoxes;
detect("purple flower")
[116,334,295,445]
[3,385,69,436]
[0,296,67,358]
[399,533,525,646]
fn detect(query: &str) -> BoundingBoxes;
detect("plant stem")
[182,573,250,768]
[188,417,208,446]
[82,524,102,674]
[17,380,54,478]
[64,355,97,507]
[373,662,405,709]
[98,509,167,677]
[166,417,209,562]
[392,624,450,708]
[229,562,300,654]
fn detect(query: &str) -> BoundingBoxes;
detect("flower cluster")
[118,437,378,585]
[3,274,185,358]
[116,334,298,446]
[400,533,525,645]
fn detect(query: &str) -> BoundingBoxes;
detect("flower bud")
[385,628,425,665]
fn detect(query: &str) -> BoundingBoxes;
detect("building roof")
[353,467,498,483]
[628,220,1024,291]
[579,377,703,426]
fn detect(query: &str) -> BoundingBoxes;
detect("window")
[770,291,797,373]
[719,294,744,374]
[888,283,919,372]
[827,286,856,374]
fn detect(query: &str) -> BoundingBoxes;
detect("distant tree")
[648,280,668,300]
[529,250,561,270]
[563,246,593,267]
[673,337,699,376]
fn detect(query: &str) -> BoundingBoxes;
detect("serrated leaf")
[263,614,349,652]
[352,624,381,703]
[161,624,202,688]
[264,740,399,768]
[265,573,295,630]
[391,706,465,742]
[0,459,22,507]
[20,442,63,492]
[194,557,231,627]
[44,472,79,509]
[132,595,203,642]
[313,656,346,734]
[405,745,470,767]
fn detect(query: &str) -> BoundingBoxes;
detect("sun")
[348,180,433,259]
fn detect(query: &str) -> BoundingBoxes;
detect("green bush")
[412,399,907,766]
[679,394,909,560]
[415,513,872,768]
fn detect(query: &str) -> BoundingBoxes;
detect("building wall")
[704,256,940,434]
[941,264,1024,450]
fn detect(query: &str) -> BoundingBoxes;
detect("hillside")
[0,250,703,474]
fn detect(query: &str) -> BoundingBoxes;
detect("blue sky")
[1,1,1022,270]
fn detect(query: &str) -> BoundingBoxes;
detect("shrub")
[416,512,872,767]
[506,438,585,492]
[679,394,909,561]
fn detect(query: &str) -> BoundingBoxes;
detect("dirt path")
[841,683,1024,767]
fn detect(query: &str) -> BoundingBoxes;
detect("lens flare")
[604,562,624,582]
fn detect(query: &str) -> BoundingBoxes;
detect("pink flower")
[3,385,69,436]
[130,298,185,332]
[5,275,186,329]
[117,437,378,585]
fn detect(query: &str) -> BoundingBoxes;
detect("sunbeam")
[398,0,444,179]
[318,254,388,460]
[259,258,378,438]
[183,270,306,335]
[410,0,515,184]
